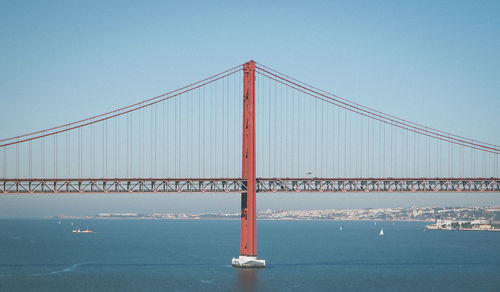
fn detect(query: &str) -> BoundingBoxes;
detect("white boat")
[72,227,93,233]
[339,226,343,231]
[379,228,384,236]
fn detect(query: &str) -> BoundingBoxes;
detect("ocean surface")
[1,219,499,291]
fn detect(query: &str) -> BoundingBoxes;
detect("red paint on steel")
[241,61,257,256]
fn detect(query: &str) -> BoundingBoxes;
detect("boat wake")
[49,261,97,275]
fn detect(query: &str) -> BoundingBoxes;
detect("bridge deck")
[1,178,499,193]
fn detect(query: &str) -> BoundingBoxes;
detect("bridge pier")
[232,60,265,268]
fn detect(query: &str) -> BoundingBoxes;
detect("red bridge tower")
[232,60,266,268]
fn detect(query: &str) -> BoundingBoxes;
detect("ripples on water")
[0,219,499,291]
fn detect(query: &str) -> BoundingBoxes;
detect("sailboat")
[379,228,384,236]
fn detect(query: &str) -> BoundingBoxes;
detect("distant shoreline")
[37,216,432,223]
[5,206,496,222]
[426,228,500,232]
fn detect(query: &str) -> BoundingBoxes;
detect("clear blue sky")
[1,0,500,217]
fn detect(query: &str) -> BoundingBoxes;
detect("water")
[1,219,499,291]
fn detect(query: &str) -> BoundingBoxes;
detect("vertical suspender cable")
[428,132,431,177]
[156,103,158,178]
[127,115,129,178]
[460,142,463,177]
[406,126,408,177]
[198,88,201,177]
[371,117,374,176]
[129,113,130,176]
[163,99,166,177]
[326,93,330,177]
[269,77,272,177]
[344,108,347,177]
[360,117,363,178]
[175,93,178,177]
[143,105,145,177]
[140,107,143,177]
[214,81,218,177]
[337,106,340,177]
[314,94,317,176]
[54,135,57,178]
[202,86,206,177]
[234,73,238,177]
[328,93,331,177]
[292,88,295,177]
[16,139,19,178]
[483,151,486,177]
[399,128,404,177]
[285,86,290,177]
[471,148,474,177]
[281,83,285,176]
[383,117,386,177]
[151,105,153,177]
[286,84,289,175]
[390,126,392,176]
[448,136,453,177]
[437,139,440,177]
[103,121,105,178]
[297,91,302,177]
[115,117,118,178]
[367,116,370,177]
[222,78,225,177]
[210,82,213,176]
[78,128,81,178]
[320,96,323,177]
[167,96,171,177]
[414,131,417,177]
[355,116,358,177]
[29,140,32,179]
[226,76,229,177]
[274,80,277,176]
[439,139,442,177]
[91,120,93,177]
[66,126,69,178]
[2,146,6,178]
[155,104,158,177]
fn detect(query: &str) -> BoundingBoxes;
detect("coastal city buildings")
[53,206,500,228]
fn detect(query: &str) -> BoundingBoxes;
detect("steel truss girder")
[1,178,499,194]
[256,178,500,193]
[0,178,246,194]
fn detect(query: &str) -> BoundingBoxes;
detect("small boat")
[72,227,93,233]
[339,226,343,231]
[379,228,384,236]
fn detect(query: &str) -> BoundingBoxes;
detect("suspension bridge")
[1,60,499,267]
